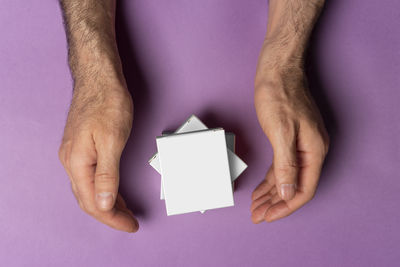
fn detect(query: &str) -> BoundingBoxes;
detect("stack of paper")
[149,115,247,216]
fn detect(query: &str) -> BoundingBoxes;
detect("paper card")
[164,132,236,214]
[157,132,237,202]
[148,115,247,199]
[156,129,234,215]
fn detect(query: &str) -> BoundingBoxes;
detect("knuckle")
[319,139,329,158]
[101,128,120,141]
[59,141,73,168]
[95,173,118,185]
[69,152,89,172]
[312,131,329,158]
[275,161,299,178]
[70,183,79,199]
[317,127,330,155]
[63,157,71,170]
[96,131,126,154]
[323,144,329,156]
[58,146,65,163]
[280,160,299,168]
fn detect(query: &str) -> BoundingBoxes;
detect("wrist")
[68,43,131,110]
[255,44,305,87]
[70,49,125,83]
[73,75,130,100]
[71,80,133,121]
[72,65,130,103]
[261,40,305,70]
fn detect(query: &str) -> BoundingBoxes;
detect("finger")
[251,167,275,201]
[115,193,128,209]
[264,122,328,222]
[251,185,277,212]
[251,199,273,224]
[71,161,138,233]
[90,194,138,233]
[94,134,124,211]
[264,200,291,222]
[269,192,282,205]
[115,194,137,222]
[94,208,139,233]
[272,129,299,201]
[296,127,327,197]
[69,136,138,232]
[70,179,82,206]
[59,143,85,207]
[69,135,97,211]
[264,158,325,222]
[251,193,273,213]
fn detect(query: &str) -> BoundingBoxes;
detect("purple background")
[1,0,399,266]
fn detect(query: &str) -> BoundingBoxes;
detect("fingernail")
[96,192,114,210]
[280,184,296,200]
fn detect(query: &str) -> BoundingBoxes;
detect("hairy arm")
[258,0,324,69]
[59,0,138,232]
[251,0,329,223]
[60,0,125,86]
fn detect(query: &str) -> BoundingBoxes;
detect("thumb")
[272,137,299,201]
[94,138,122,211]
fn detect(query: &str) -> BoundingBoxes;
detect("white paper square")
[148,115,247,200]
[156,129,234,215]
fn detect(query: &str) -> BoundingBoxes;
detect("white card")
[156,129,234,215]
[148,115,247,200]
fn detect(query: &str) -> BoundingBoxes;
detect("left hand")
[58,79,139,233]
[251,47,329,223]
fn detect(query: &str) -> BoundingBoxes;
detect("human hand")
[251,47,329,223]
[58,80,138,232]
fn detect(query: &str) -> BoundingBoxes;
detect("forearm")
[261,0,324,69]
[59,0,124,89]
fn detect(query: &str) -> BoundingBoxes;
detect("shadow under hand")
[306,0,340,190]
[115,1,152,218]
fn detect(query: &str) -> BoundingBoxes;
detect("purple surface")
[1,0,399,266]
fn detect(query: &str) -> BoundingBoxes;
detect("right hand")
[251,51,329,223]
[58,80,138,233]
